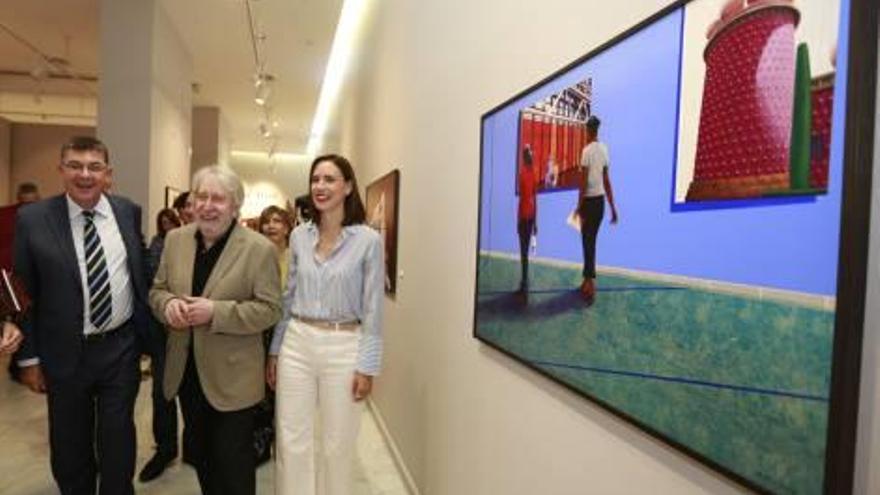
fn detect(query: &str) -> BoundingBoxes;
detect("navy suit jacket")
[13,194,150,380]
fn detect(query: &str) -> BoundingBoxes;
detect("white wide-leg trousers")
[275,320,363,495]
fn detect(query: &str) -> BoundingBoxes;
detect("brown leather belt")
[294,316,360,332]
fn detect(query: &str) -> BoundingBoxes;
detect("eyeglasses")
[62,161,110,173]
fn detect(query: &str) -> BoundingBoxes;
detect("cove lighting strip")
[306,0,371,156]
[230,150,311,161]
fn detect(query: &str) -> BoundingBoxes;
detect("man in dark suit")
[11,136,148,495]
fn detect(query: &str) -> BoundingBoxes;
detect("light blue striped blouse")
[269,222,384,375]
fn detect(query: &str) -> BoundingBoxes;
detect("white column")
[97,0,192,236]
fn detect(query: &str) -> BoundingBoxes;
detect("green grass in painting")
[476,255,833,494]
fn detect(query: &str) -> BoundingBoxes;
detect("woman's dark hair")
[294,194,313,222]
[258,205,294,235]
[309,154,366,226]
[155,208,181,237]
[172,191,190,210]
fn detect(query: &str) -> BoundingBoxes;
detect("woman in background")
[252,205,294,466]
[258,205,294,292]
[147,208,181,278]
[267,154,384,495]
[139,207,182,483]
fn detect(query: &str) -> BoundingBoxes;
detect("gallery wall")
[8,123,96,202]
[335,0,782,493]
[228,152,311,219]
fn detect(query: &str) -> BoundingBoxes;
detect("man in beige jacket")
[150,165,281,495]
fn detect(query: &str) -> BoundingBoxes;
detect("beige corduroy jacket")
[149,223,282,411]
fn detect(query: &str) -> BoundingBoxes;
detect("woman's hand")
[266,356,278,391]
[351,371,373,402]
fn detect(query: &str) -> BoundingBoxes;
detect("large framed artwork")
[474,0,877,493]
[366,169,400,295]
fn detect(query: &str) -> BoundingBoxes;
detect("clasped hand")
[0,321,23,355]
[164,296,214,329]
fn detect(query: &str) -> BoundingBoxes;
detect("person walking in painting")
[517,145,538,301]
[577,115,618,302]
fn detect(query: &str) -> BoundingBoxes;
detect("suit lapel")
[108,196,136,259]
[179,226,196,297]
[202,225,245,297]
[107,196,142,296]
[46,195,83,289]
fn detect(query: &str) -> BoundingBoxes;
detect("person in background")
[138,208,182,482]
[252,205,294,465]
[150,165,281,495]
[15,182,40,204]
[293,193,313,226]
[577,115,619,302]
[171,190,199,467]
[267,154,384,495]
[11,136,150,494]
[1,182,41,270]
[258,206,294,290]
[173,191,195,225]
[2,183,40,382]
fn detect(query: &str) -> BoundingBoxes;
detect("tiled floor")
[0,356,409,495]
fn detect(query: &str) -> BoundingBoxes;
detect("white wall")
[148,2,192,236]
[98,0,191,237]
[8,123,95,201]
[228,152,311,219]
[336,1,750,493]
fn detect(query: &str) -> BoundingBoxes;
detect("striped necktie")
[83,211,112,331]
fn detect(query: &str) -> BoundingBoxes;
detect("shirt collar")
[306,221,357,239]
[194,221,237,252]
[66,194,111,221]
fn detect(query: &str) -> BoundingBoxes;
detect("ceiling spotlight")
[254,73,274,106]
[259,122,272,138]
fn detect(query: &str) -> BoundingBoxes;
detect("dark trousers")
[578,195,605,279]
[517,218,535,290]
[146,320,178,458]
[179,350,255,495]
[46,324,140,495]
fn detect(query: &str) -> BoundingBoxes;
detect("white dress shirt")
[67,194,134,335]
[269,223,384,375]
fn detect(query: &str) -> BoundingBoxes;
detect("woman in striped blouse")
[267,154,384,495]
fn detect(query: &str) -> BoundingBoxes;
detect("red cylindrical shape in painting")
[687,0,800,200]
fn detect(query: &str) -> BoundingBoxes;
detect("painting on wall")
[366,170,400,295]
[474,0,875,493]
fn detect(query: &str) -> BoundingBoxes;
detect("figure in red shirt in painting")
[517,145,538,301]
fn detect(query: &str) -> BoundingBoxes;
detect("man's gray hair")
[191,165,245,213]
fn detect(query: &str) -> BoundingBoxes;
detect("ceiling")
[0,0,343,153]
